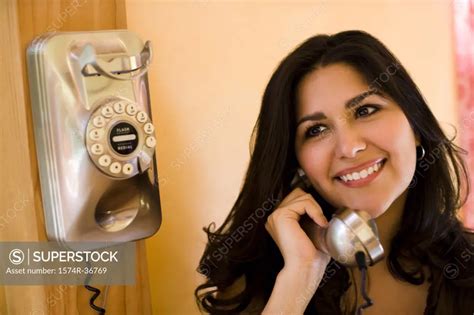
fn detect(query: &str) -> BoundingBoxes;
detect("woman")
[195,30,474,314]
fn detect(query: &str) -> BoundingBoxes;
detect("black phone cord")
[355,251,373,315]
[84,261,106,314]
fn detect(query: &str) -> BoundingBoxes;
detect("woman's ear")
[415,133,421,146]
[297,168,306,178]
[290,167,311,190]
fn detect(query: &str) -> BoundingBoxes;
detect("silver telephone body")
[27,30,162,247]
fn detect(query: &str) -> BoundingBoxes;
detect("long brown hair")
[195,30,473,314]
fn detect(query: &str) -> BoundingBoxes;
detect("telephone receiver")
[291,169,384,267]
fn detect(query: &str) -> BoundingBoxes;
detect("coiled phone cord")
[84,260,107,314]
[84,284,106,314]
[355,251,373,315]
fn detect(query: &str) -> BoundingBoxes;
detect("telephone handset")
[27,30,162,248]
[291,169,384,267]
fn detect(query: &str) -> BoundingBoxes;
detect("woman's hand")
[265,187,331,268]
[262,187,331,314]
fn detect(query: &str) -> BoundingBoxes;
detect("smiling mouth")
[335,158,387,184]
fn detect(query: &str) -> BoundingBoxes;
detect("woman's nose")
[335,126,367,158]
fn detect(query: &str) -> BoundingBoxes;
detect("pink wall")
[454,0,474,230]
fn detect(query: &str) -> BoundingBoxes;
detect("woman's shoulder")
[423,230,474,314]
[431,228,474,287]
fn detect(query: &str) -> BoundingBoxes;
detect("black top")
[423,231,474,315]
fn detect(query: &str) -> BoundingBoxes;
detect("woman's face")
[294,63,419,217]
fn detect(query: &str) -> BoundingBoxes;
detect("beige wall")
[125,1,457,314]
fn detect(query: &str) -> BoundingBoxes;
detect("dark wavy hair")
[195,30,473,314]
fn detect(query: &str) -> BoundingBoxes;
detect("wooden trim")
[0,0,152,313]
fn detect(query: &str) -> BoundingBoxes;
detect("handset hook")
[69,40,152,110]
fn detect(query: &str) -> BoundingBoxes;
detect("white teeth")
[338,160,384,183]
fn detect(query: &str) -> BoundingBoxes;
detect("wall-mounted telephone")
[27,30,162,248]
[291,169,384,267]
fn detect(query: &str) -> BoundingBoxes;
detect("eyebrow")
[296,90,383,128]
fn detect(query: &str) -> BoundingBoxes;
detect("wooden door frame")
[1,0,152,313]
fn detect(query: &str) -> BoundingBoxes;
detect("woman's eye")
[355,105,379,118]
[302,105,380,139]
[304,125,328,138]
